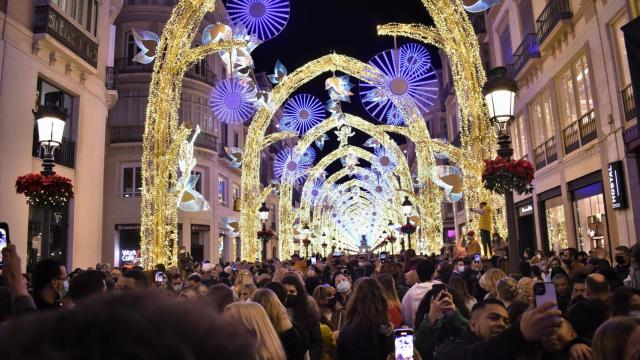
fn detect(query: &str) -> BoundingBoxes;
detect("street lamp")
[302,223,311,258]
[258,202,270,261]
[34,92,66,259]
[483,66,519,273]
[321,232,327,257]
[401,196,413,250]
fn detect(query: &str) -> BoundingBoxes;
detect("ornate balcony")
[562,110,596,154]
[32,126,75,169]
[33,5,98,68]
[532,136,557,170]
[114,58,217,86]
[622,84,637,122]
[507,33,541,78]
[536,0,573,45]
[109,125,218,152]
[106,67,116,90]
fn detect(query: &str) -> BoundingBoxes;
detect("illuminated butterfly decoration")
[268,60,287,84]
[325,75,355,103]
[202,22,233,44]
[363,138,381,148]
[225,146,244,168]
[315,133,330,150]
[131,29,160,64]
[463,0,501,13]
[325,99,347,128]
[211,23,262,79]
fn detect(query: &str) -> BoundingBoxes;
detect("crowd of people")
[1,239,640,360]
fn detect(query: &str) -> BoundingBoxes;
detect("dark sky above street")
[231,0,440,175]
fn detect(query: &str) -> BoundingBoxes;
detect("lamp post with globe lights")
[482,66,519,273]
[258,202,271,261]
[401,197,413,250]
[302,223,311,258]
[34,92,66,260]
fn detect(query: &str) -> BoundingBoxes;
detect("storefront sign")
[121,249,140,263]
[608,161,627,209]
[115,224,140,231]
[518,204,533,216]
[191,224,210,232]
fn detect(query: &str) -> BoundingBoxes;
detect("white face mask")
[457,266,466,273]
[630,310,640,320]
[337,280,351,293]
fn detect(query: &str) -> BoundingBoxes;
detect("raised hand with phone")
[428,290,456,326]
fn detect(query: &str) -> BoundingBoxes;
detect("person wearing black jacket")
[282,274,323,360]
[435,299,563,360]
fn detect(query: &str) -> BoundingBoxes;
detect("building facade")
[102,0,248,267]
[444,0,640,257]
[0,0,123,270]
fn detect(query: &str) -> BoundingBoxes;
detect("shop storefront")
[190,224,210,262]
[568,171,611,256]
[515,199,536,254]
[538,187,568,256]
[115,223,183,267]
[27,204,69,270]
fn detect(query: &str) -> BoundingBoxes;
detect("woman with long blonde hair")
[224,302,286,360]
[251,289,308,360]
[479,268,507,299]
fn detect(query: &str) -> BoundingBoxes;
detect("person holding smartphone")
[414,286,469,360]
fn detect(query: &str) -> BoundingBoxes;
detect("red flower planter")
[15,173,74,208]
[482,156,534,195]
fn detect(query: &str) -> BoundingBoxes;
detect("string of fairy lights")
[140,0,505,266]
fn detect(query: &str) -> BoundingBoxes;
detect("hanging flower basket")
[257,229,274,241]
[400,223,416,235]
[15,173,74,208]
[386,235,397,243]
[482,156,534,195]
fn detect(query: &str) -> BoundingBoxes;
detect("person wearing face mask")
[31,258,68,311]
[313,284,345,332]
[614,246,631,283]
[333,273,352,311]
[560,248,587,277]
[282,274,323,360]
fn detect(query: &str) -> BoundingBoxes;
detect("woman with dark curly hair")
[337,277,394,360]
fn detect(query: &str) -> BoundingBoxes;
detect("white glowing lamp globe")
[483,67,517,131]
[258,202,269,222]
[34,93,67,148]
[37,117,66,146]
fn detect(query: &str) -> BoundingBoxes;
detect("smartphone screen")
[534,282,558,310]
[311,257,317,265]
[394,328,414,360]
[380,252,387,260]
[0,223,9,262]
[155,271,164,283]
[473,254,481,262]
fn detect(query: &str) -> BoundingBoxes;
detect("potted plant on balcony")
[482,156,534,195]
[15,173,74,208]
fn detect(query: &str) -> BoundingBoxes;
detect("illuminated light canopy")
[274,147,315,184]
[359,44,439,124]
[281,94,326,135]
[227,0,290,41]
[209,78,257,124]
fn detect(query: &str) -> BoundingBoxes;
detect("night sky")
[231,0,439,175]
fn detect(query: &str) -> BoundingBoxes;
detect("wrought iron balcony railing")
[507,33,541,78]
[562,110,596,154]
[622,84,637,122]
[114,58,217,86]
[33,5,98,68]
[109,125,218,152]
[536,0,573,45]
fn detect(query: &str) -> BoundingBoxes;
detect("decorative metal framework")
[140,0,504,265]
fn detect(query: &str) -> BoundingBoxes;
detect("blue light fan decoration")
[360,43,439,124]
[209,78,257,124]
[281,94,326,135]
[227,0,290,41]
[274,147,316,185]
[372,147,397,173]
